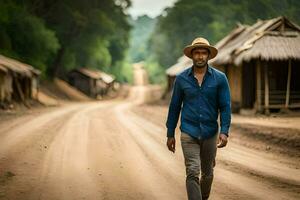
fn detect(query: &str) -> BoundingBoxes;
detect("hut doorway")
[241,61,256,108]
[265,60,300,108]
[290,60,300,106]
[267,60,288,106]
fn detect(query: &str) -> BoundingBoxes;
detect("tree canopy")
[1,0,299,83]
[148,0,300,69]
[0,0,131,79]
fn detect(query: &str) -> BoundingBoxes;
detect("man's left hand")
[217,133,228,148]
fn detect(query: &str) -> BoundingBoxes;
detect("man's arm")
[166,76,184,138]
[217,74,231,147]
[166,76,184,153]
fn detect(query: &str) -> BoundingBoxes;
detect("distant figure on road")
[166,37,231,200]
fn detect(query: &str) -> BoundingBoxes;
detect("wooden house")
[0,54,40,107]
[68,68,115,98]
[211,16,300,114]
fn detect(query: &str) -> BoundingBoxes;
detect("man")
[166,37,231,200]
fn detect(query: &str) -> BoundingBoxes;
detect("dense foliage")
[148,0,300,69]
[0,0,131,80]
[1,0,299,83]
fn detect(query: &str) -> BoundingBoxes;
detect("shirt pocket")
[204,84,218,100]
[183,86,198,99]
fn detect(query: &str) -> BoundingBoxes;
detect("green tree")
[149,0,300,69]
[0,1,59,74]
[128,15,157,63]
[0,0,132,81]
[28,0,131,77]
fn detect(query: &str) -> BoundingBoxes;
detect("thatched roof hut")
[212,16,300,65]
[0,54,40,106]
[68,68,115,98]
[210,16,300,114]
[0,55,40,77]
[76,68,115,84]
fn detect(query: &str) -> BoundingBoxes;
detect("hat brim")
[183,44,218,59]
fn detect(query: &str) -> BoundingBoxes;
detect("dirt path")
[232,114,300,131]
[0,87,299,200]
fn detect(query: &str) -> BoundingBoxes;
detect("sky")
[128,0,177,18]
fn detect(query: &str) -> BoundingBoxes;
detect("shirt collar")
[188,64,212,76]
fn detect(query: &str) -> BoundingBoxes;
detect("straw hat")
[183,37,218,59]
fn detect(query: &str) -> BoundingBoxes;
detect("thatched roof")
[0,64,8,73]
[166,56,192,76]
[73,68,115,84]
[0,54,40,77]
[211,16,300,66]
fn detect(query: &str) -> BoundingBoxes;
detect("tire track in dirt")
[87,102,186,200]
[0,104,83,156]
[1,94,299,200]
[0,105,87,200]
[29,102,117,200]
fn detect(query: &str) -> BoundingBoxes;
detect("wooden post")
[285,59,292,108]
[264,63,270,115]
[15,78,25,102]
[256,60,262,112]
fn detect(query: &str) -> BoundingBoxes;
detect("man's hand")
[166,137,176,153]
[217,133,228,148]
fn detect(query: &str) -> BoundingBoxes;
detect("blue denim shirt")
[166,65,231,139]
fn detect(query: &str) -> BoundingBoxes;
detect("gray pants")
[180,132,218,200]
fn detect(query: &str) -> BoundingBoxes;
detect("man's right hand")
[166,137,176,153]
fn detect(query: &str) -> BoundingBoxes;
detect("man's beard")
[193,60,207,68]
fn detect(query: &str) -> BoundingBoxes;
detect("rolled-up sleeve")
[218,74,231,136]
[166,76,184,138]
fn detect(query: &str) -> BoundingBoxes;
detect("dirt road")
[0,87,299,200]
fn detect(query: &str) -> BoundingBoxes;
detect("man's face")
[192,48,209,68]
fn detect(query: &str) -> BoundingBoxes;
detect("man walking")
[166,37,231,200]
